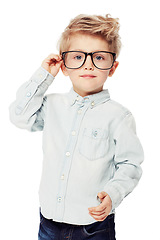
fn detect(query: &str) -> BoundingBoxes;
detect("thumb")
[97,191,108,201]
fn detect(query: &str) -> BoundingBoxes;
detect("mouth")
[80,75,96,79]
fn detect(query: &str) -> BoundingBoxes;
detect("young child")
[9,14,144,240]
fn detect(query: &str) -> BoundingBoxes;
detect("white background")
[1,0,160,239]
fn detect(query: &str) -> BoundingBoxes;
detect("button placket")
[55,102,90,221]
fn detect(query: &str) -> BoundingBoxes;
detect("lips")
[80,74,96,78]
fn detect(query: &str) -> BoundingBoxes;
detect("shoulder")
[101,98,137,137]
[106,98,131,119]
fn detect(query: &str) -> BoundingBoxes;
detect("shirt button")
[78,109,82,114]
[26,92,31,97]
[76,96,79,101]
[71,131,76,136]
[57,197,62,202]
[91,101,95,106]
[66,152,70,157]
[60,174,65,180]
[39,74,43,78]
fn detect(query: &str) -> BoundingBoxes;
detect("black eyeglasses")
[62,51,116,70]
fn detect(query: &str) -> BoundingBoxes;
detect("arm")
[103,112,144,210]
[88,112,144,221]
[9,54,62,131]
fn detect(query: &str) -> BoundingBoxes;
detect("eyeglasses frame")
[62,51,116,70]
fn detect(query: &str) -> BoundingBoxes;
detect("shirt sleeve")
[103,112,144,210]
[9,67,54,131]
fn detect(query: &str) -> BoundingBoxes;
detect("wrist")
[40,66,55,79]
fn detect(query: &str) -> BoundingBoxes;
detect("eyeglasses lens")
[64,52,85,69]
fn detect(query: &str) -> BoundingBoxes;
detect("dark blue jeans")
[38,211,116,240]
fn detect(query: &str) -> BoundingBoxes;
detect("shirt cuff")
[14,67,54,115]
[103,184,123,211]
[31,67,55,86]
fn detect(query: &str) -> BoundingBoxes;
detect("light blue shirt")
[9,67,144,225]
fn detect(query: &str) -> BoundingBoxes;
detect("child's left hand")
[88,191,112,221]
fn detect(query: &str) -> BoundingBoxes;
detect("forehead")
[68,33,109,52]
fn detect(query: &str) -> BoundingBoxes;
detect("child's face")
[61,33,119,97]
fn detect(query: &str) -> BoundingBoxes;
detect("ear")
[61,62,69,76]
[109,61,119,77]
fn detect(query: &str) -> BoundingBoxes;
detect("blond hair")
[58,14,121,58]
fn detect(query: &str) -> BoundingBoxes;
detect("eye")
[95,55,104,61]
[74,55,82,60]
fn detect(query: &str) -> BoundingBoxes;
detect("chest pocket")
[79,128,109,160]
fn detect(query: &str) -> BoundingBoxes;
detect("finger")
[89,210,106,216]
[48,58,62,66]
[89,212,107,221]
[50,60,63,76]
[46,54,61,61]
[42,54,61,64]
[43,54,59,64]
[89,208,107,215]
[89,204,106,213]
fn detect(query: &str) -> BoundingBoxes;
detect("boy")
[9,14,144,240]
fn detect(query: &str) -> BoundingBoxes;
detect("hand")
[41,54,63,77]
[88,191,112,222]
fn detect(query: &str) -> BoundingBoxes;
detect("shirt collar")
[68,87,110,108]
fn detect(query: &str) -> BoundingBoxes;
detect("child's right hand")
[41,54,63,77]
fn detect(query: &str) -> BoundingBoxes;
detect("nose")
[83,55,94,70]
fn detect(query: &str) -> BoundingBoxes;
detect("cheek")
[68,71,82,83]
[99,72,109,82]
[67,70,78,78]
[102,70,110,77]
